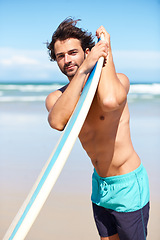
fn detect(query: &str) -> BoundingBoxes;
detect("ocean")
[0,82,160,103]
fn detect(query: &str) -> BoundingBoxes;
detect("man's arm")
[45,70,87,131]
[46,40,107,131]
[96,26,130,112]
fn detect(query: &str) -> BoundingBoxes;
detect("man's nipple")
[100,115,105,120]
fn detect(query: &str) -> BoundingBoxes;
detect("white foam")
[0,96,46,102]
[0,84,63,92]
[0,83,160,103]
[129,83,160,95]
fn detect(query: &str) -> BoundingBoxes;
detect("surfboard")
[3,35,104,240]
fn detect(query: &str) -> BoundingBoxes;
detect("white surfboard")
[3,35,104,240]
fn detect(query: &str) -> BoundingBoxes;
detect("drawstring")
[99,179,108,197]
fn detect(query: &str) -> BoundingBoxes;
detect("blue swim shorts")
[91,163,150,239]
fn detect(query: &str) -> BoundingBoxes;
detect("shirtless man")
[46,18,150,240]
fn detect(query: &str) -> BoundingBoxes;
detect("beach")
[0,83,160,239]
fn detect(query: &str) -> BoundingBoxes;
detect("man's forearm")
[48,70,87,130]
[97,49,128,112]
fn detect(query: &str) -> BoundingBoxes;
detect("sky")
[0,0,160,83]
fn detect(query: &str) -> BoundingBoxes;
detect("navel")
[93,159,98,167]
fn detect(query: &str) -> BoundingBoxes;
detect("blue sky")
[0,0,160,83]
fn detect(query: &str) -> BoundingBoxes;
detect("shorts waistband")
[93,163,144,184]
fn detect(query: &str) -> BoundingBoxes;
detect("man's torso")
[79,94,140,177]
[58,84,140,177]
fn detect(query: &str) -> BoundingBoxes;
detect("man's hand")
[96,26,111,66]
[96,26,110,48]
[79,34,108,75]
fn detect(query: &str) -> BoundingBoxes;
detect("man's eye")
[57,55,64,59]
[70,51,77,55]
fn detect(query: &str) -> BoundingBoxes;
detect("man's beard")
[60,53,85,79]
[62,63,79,78]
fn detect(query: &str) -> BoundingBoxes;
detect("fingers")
[96,26,110,44]
[90,41,108,61]
[97,40,108,54]
[96,26,107,37]
[83,37,108,74]
[96,26,105,39]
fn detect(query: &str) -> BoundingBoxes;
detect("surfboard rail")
[3,34,104,240]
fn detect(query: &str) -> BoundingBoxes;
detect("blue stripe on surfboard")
[9,63,97,239]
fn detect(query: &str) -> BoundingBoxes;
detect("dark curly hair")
[47,17,95,61]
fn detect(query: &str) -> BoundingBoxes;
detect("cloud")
[0,47,56,69]
[0,55,39,66]
[0,47,63,82]
[113,50,160,70]
[0,47,159,82]
[113,50,160,82]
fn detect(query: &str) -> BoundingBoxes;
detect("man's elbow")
[48,116,65,131]
[101,95,127,112]
[101,97,118,111]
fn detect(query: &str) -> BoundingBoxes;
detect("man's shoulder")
[117,73,129,82]
[45,83,69,111]
[117,73,130,94]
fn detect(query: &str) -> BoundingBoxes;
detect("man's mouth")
[65,65,75,71]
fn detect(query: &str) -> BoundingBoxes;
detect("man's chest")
[79,96,125,142]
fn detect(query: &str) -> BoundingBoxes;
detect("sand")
[1,188,159,240]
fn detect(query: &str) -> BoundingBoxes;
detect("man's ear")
[85,48,90,58]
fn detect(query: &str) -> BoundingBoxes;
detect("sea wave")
[0,83,63,92]
[128,83,160,102]
[0,83,160,102]
[129,83,160,95]
[0,96,46,102]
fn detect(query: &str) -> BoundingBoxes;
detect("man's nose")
[64,54,71,64]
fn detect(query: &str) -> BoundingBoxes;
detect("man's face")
[54,38,85,81]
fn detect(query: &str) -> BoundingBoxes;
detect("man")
[46,18,150,240]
